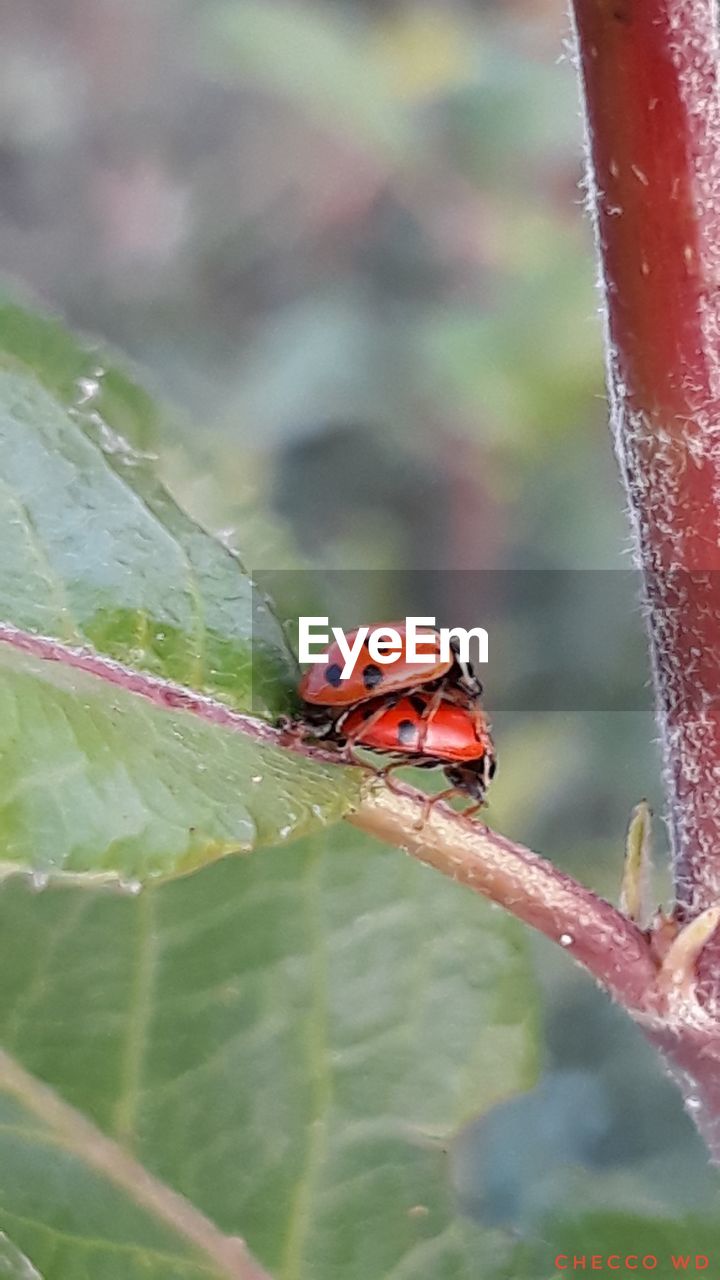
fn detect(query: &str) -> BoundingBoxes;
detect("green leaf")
[0,301,295,713]
[514,1211,720,1279]
[0,304,539,1277]
[0,1233,43,1280]
[0,641,355,880]
[0,299,163,455]
[0,301,361,878]
[0,826,537,1279]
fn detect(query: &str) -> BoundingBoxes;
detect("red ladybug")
[298,621,481,714]
[334,690,496,808]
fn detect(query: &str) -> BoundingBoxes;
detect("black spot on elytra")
[362,663,383,690]
[409,693,427,715]
[612,2,631,21]
[397,719,419,746]
[325,663,343,687]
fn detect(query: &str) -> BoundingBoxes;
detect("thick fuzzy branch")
[570,0,720,1154]
[571,0,720,924]
[351,782,659,1011]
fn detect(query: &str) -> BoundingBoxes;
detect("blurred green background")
[1,0,716,1243]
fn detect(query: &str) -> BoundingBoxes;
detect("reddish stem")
[572,0,720,921]
[0,623,342,764]
[572,0,720,1154]
[352,785,658,1010]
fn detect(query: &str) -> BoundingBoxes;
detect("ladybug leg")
[432,684,462,708]
[449,639,484,699]
[377,759,411,795]
[278,706,340,744]
[334,696,393,756]
[276,712,311,734]
[345,742,375,770]
[412,784,461,829]
[276,713,328,745]
[416,684,445,751]
[340,697,402,773]
[414,789,489,830]
[459,799,487,824]
[345,748,409,795]
[472,701,491,743]
[276,713,299,740]
[344,739,396,774]
[340,695,400,756]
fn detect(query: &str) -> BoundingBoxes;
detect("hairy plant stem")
[571,0,720,1156]
[572,0,720,919]
[351,783,658,1010]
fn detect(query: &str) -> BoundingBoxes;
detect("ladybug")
[333,690,496,810]
[298,621,482,720]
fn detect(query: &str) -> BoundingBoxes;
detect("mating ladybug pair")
[295,623,496,815]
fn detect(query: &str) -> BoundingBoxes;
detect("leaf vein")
[0,1207,222,1275]
[113,890,157,1147]
[0,1046,270,1279]
[280,850,332,1280]
[0,476,81,645]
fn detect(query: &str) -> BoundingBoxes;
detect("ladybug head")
[448,637,484,699]
[444,754,496,801]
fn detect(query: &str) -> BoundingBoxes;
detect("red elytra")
[298,621,480,709]
[336,691,496,804]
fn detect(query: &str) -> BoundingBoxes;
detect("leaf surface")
[0,828,537,1279]
[514,1210,720,1279]
[0,302,360,878]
